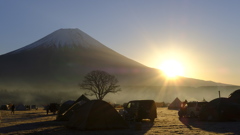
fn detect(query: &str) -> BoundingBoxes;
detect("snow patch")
[12,28,105,53]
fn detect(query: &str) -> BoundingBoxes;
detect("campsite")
[1,107,240,134]
[1,92,240,135]
[2,1,240,134]
[1,90,240,134]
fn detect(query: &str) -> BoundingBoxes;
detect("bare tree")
[79,70,121,100]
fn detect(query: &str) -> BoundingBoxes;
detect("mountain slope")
[0,28,157,88]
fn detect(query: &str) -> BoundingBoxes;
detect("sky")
[1,0,240,85]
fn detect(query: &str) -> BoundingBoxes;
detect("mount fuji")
[10,28,113,53]
[0,28,236,104]
[0,28,161,89]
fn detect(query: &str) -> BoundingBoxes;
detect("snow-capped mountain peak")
[11,28,105,53]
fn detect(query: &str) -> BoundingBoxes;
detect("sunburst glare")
[158,59,184,78]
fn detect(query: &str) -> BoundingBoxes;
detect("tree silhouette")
[79,70,121,100]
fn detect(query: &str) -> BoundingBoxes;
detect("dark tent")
[199,98,240,121]
[66,100,129,130]
[228,89,240,104]
[57,95,90,121]
[202,98,207,102]
[16,104,26,110]
[168,97,182,110]
[75,94,90,103]
[61,100,88,121]
[0,105,9,110]
[56,100,75,121]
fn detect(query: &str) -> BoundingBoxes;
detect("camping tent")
[228,89,240,104]
[202,98,207,102]
[199,98,240,121]
[66,100,129,130]
[57,95,90,121]
[56,100,75,121]
[168,97,182,110]
[16,104,26,110]
[75,94,90,103]
[0,105,9,110]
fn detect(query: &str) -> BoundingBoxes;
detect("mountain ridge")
[6,28,106,55]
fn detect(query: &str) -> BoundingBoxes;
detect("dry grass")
[0,108,240,135]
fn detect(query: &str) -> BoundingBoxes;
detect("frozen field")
[0,107,239,135]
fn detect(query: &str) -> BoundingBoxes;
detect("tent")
[66,100,129,130]
[199,98,240,121]
[56,100,75,121]
[16,104,26,110]
[228,89,240,104]
[168,97,182,110]
[75,94,90,103]
[57,95,90,121]
[202,98,207,102]
[0,105,9,110]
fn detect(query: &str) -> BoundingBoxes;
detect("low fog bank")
[0,85,239,105]
[0,89,83,105]
[104,86,240,104]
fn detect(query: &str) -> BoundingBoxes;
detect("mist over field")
[0,85,239,105]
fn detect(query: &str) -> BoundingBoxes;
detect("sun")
[158,59,184,78]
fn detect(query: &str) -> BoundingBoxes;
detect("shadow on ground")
[179,117,240,134]
[0,120,62,134]
[0,119,154,135]
[1,112,54,123]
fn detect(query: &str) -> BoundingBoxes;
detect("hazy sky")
[1,1,240,85]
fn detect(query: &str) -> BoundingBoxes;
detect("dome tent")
[57,95,90,121]
[199,98,240,121]
[56,100,75,121]
[66,100,129,130]
[16,104,26,110]
[228,89,240,104]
